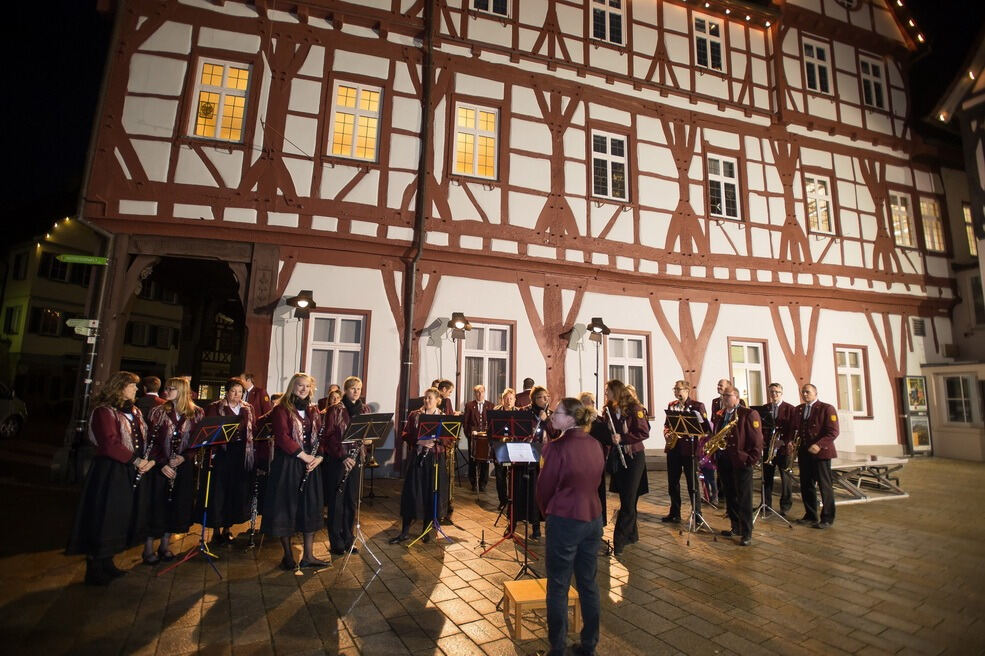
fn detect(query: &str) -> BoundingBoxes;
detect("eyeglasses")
[163,386,176,391]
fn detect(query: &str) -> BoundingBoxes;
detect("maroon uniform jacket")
[270,402,322,458]
[604,403,649,455]
[136,393,166,421]
[536,427,605,522]
[463,399,494,437]
[713,405,763,469]
[320,400,371,460]
[401,408,454,451]
[762,400,797,446]
[515,388,532,408]
[440,397,454,415]
[792,401,839,460]
[664,398,710,457]
[521,404,559,442]
[246,385,273,417]
[711,396,746,415]
[89,405,149,464]
[148,404,205,462]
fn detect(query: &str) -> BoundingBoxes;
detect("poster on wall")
[904,376,929,414]
[907,414,933,454]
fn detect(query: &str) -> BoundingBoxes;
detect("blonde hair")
[558,397,598,428]
[166,377,199,418]
[277,373,316,413]
[343,376,362,391]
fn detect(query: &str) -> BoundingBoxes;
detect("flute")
[606,409,628,469]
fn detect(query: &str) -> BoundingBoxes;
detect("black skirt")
[261,454,324,537]
[509,462,541,523]
[610,451,650,496]
[146,460,196,537]
[399,448,449,521]
[199,441,251,528]
[66,456,151,558]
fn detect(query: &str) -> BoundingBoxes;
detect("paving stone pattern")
[0,458,982,655]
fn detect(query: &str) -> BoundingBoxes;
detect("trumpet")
[786,429,802,473]
[703,416,737,458]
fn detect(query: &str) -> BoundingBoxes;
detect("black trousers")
[666,449,700,518]
[494,462,508,505]
[800,454,835,524]
[762,453,794,513]
[467,434,490,489]
[719,457,754,539]
[611,451,646,547]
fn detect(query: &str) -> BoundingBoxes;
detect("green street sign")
[55,254,108,266]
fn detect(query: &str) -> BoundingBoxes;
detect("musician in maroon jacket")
[761,383,797,516]
[518,385,556,540]
[537,398,604,656]
[463,384,494,492]
[437,379,456,415]
[714,384,763,546]
[203,377,255,544]
[603,379,649,555]
[792,383,839,528]
[710,377,747,415]
[662,380,710,524]
[242,372,273,417]
[515,378,535,409]
[321,376,371,554]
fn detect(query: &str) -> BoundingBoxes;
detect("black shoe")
[157,550,175,563]
[572,643,597,656]
[479,484,487,492]
[661,515,681,524]
[141,553,160,566]
[812,521,832,529]
[329,547,346,556]
[531,526,541,540]
[422,532,431,544]
[720,530,734,537]
[388,534,409,545]
[613,543,625,556]
[299,557,329,568]
[795,515,814,525]
[84,560,112,586]
[279,556,297,570]
[348,546,359,554]
[740,537,752,546]
[470,484,477,492]
[692,515,705,525]
[104,558,127,577]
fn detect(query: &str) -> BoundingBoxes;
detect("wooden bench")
[502,578,581,641]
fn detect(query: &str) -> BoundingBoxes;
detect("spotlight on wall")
[286,289,316,318]
[586,317,610,344]
[447,312,472,340]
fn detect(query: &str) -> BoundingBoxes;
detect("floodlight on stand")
[447,312,471,340]
[587,317,610,343]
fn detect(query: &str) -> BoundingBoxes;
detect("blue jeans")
[545,513,602,656]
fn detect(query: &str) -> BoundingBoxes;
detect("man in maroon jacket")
[242,372,273,416]
[714,384,763,546]
[462,384,494,492]
[515,378,535,409]
[761,383,797,516]
[793,383,839,528]
[662,380,710,524]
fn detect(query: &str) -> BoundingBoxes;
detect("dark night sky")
[3,0,982,246]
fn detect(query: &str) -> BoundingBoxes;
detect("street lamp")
[286,290,316,371]
[586,317,610,402]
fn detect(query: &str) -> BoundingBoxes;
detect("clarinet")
[335,444,362,494]
[166,423,181,502]
[131,412,150,491]
[606,409,629,469]
[298,415,320,494]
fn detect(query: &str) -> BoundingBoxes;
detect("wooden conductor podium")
[502,578,581,640]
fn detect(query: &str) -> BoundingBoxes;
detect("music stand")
[665,410,715,546]
[246,423,273,549]
[481,412,538,561]
[490,440,542,610]
[751,407,792,528]
[158,416,239,578]
[336,413,391,580]
[407,416,462,547]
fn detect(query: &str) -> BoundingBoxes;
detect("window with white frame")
[859,56,886,109]
[591,0,623,45]
[944,375,975,423]
[694,15,724,72]
[804,174,834,233]
[963,203,978,257]
[307,314,365,392]
[329,82,382,161]
[707,155,740,220]
[835,346,868,415]
[802,39,831,94]
[920,197,945,252]
[889,192,916,247]
[472,0,508,17]
[189,58,251,142]
[607,334,647,404]
[462,323,510,403]
[592,132,628,201]
[729,341,767,406]
[454,103,498,179]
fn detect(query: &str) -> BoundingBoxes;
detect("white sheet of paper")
[506,442,537,463]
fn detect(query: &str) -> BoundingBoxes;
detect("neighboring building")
[83,0,958,467]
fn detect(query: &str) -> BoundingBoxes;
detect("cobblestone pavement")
[0,457,982,655]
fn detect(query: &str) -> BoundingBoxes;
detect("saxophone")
[664,402,684,450]
[703,416,737,458]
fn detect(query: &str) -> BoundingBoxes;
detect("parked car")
[0,382,28,439]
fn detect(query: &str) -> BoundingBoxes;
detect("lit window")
[462,323,511,404]
[920,198,945,252]
[694,16,725,72]
[963,204,978,257]
[804,174,834,233]
[607,334,648,404]
[803,39,831,94]
[944,375,975,423]
[890,192,916,247]
[592,131,628,201]
[591,0,623,45]
[330,81,382,161]
[707,155,741,220]
[473,0,508,17]
[729,341,767,406]
[307,313,366,389]
[454,103,498,179]
[190,59,251,142]
[835,346,868,416]
[859,56,886,109]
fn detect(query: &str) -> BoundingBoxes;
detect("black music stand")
[481,412,538,562]
[665,410,715,546]
[158,416,239,578]
[407,416,462,547]
[336,413,391,579]
[490,439,542,610]
[246,422,273,549]
[751,408,792,528]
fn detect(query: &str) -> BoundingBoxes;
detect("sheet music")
[506,442,537,463]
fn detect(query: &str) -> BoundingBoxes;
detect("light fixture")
[970,70,976,80]
[938,112,948,122]
[765,20,771,27]
[560,324,587,351]
[704,1,710,6]
[447,312,472,340]
[286,290,316,318]
[586,317,610,343]
[725,8,731,14]
[745,15,751,21]
[908,19,914,27]
[917,33,924,43]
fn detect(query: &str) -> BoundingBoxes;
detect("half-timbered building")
[83,0,958,465]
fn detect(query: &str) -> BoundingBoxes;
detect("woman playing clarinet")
[603,379,650,556]
[492,388,518,510]
[143,377,203,563]
[321,375,370,555]
[261,373,327,569]
[517,385,556,540]
[203,377,256,544]
[389,387,450,544]
[67,371,155,585]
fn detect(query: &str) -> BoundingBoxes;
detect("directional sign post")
[56,254,108,266]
